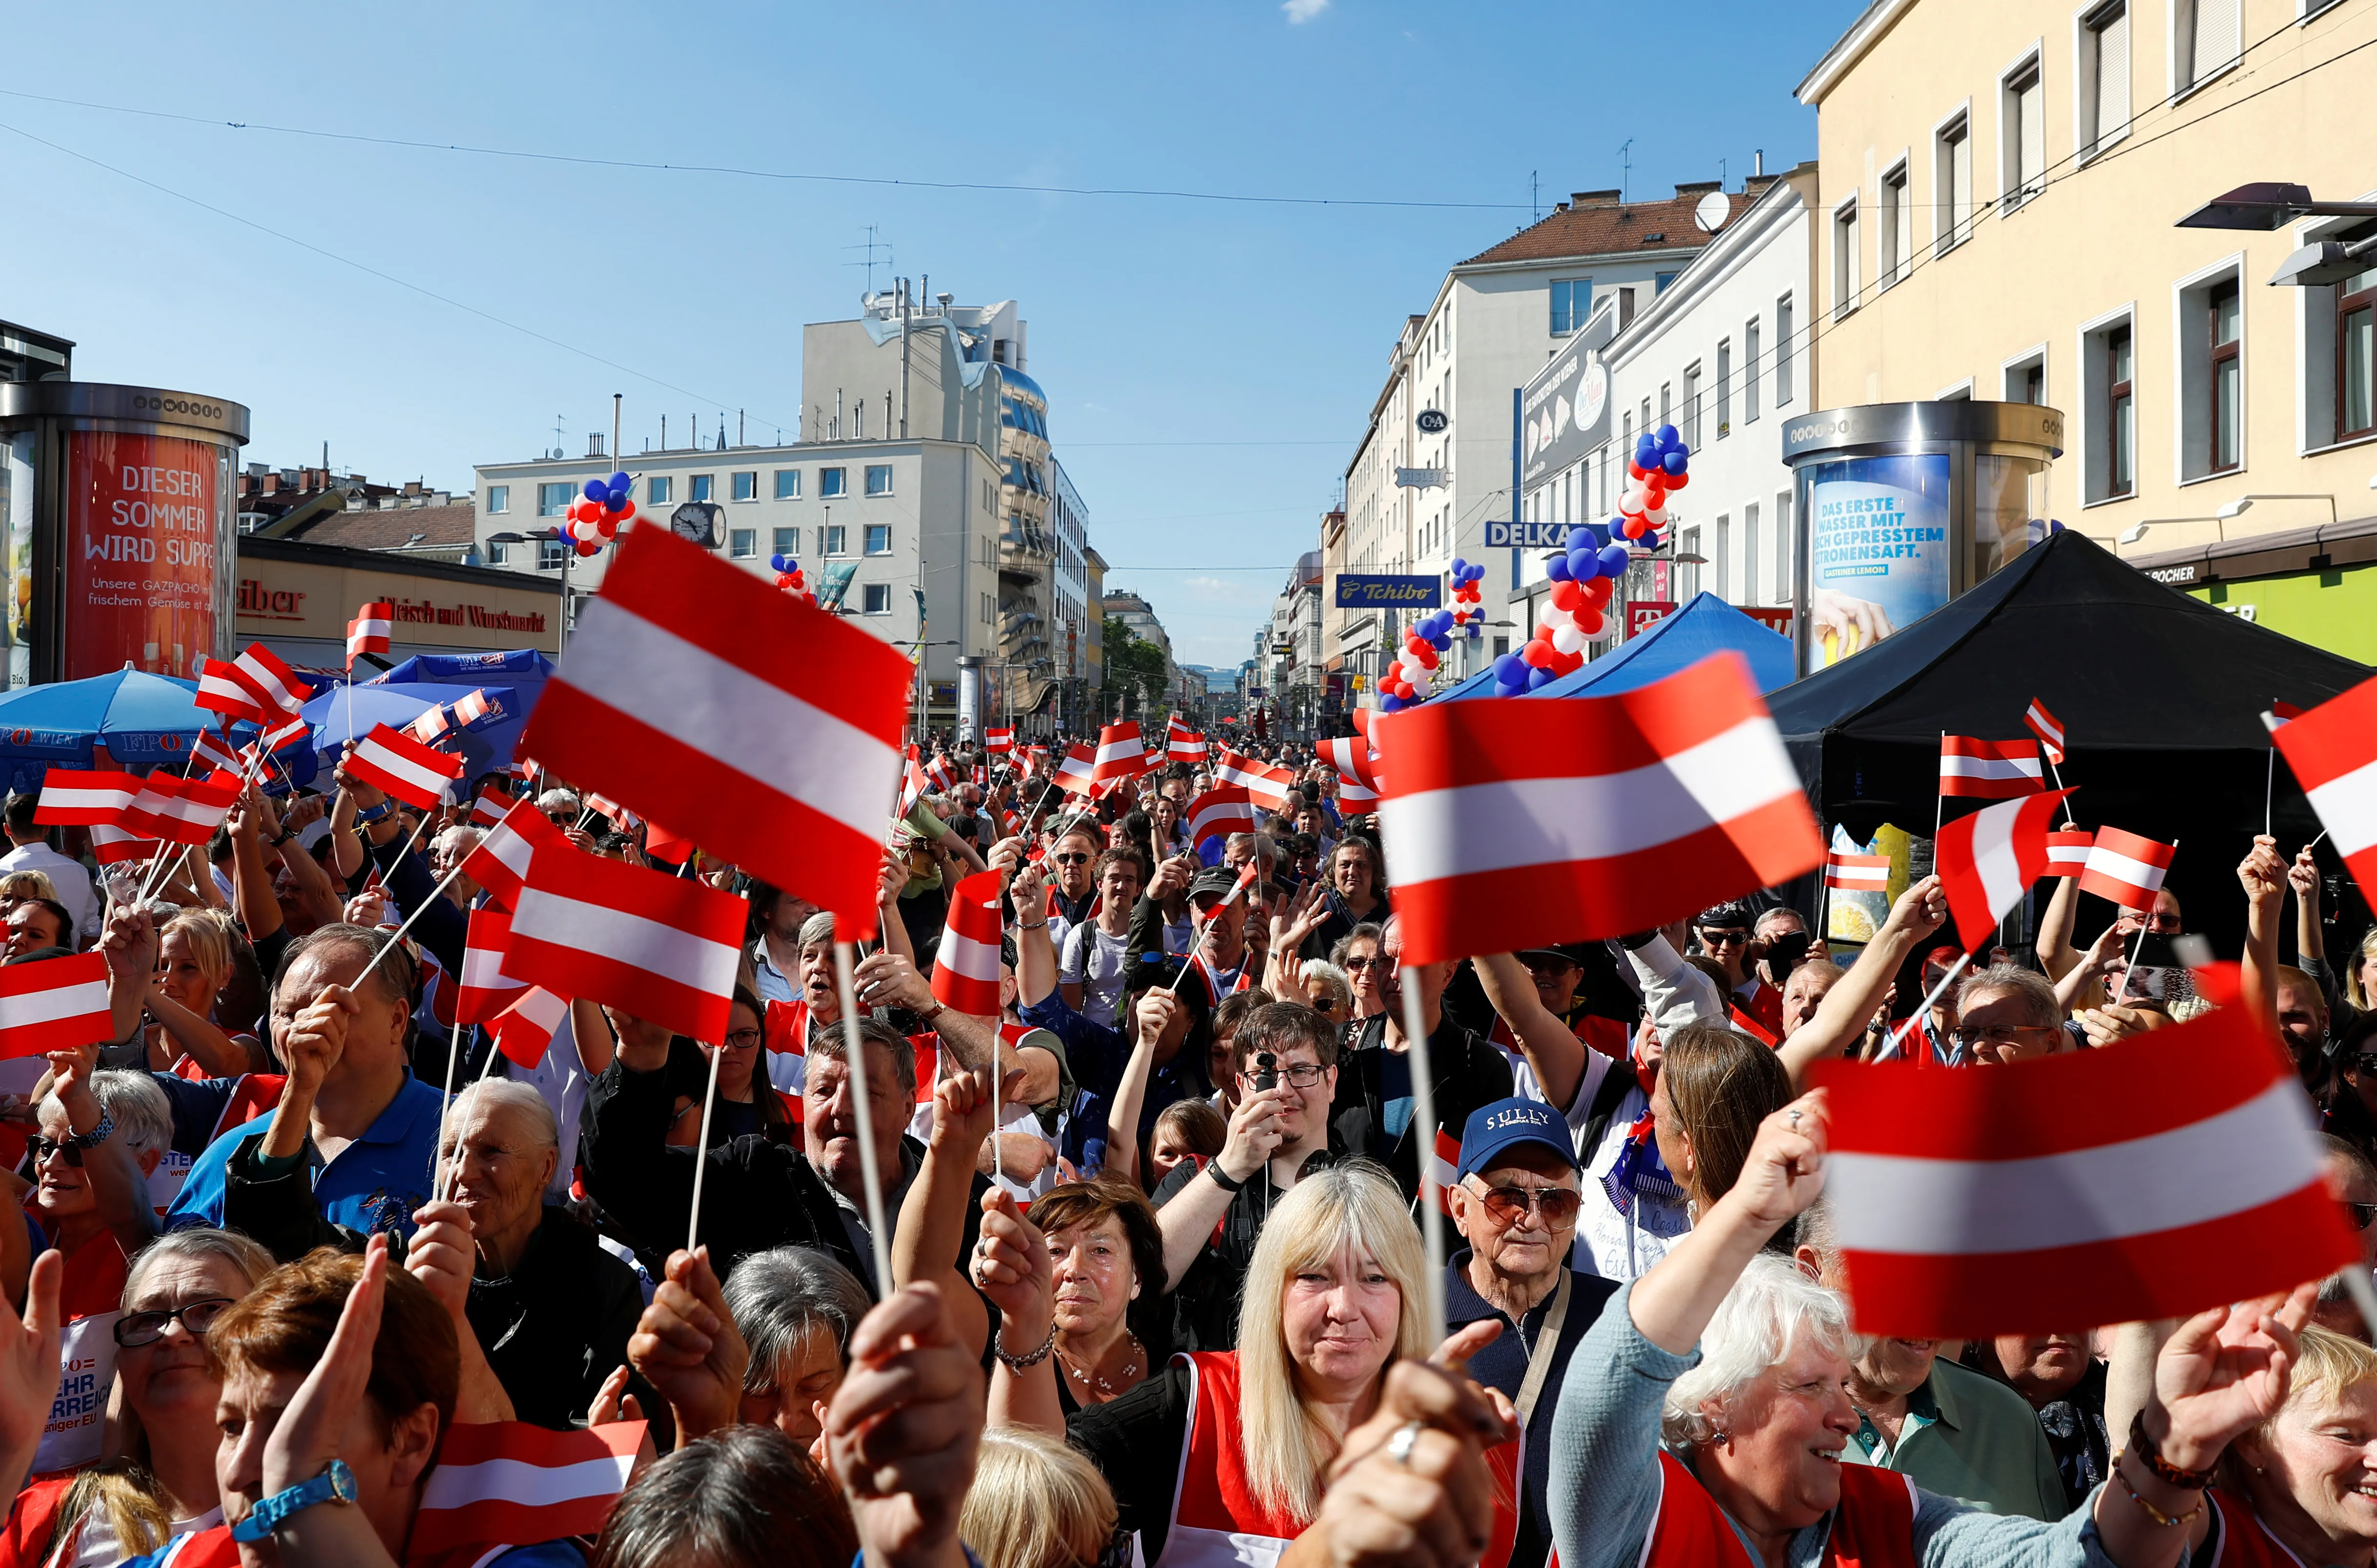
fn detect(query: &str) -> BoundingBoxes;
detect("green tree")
[1100,614,1170,718]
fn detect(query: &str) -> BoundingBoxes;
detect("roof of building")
[293,502,478,551]
[1458,182,1766,269]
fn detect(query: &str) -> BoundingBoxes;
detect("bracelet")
[1206,1160,1247,1193]
[66,1110,113,1151]
[2111,1453,2206,1528]
[993,1323,1057,1370]
[1018,919,1048,930]
[2128,1412,2215,1489]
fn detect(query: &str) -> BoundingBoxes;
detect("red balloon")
[1553,648,1585,674]
[1521,639,1554,669]
[575,538,601,557]
[1627,460,1649,481]
[613,498,638,522]
[1548,579,1585,613]
[1665,470,1689,490]
[1414,644,1438,670]
[1577,608,1606,637]
[1642,483,1667,509]
[1581,578,1615,608]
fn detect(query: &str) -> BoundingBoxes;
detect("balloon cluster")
[1447,558,1485,634]
[769,553,813,605]
[565,472,637,558]
[1378,607,1464,712]
[1489,424,1691,695]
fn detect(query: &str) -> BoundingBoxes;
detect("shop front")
[2127,515,2377,665]
[236,536,561,670]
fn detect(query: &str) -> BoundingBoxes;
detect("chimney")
[1755,148,1765,177]
[588,432,606,458]
[1570,189,1621,208]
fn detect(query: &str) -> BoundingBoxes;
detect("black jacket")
[1331,1013,1513,1203]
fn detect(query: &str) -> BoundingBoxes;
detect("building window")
[2342,265,2377,441]
[486,485,509,514]
[982,593,993,625]
[690,474,714,503]
[2085,318,2138,502]
[1777,295,1796,404]
[1743,503,1762,605]
[730,528,757,558]
[488,539,511,566]
[1775,491,1795,603]
[648,475,672,505]
[1832,199,1860,318]
[1682,364,1702,447]
[864,524,892,555]
[823,524,847,556]
[1654,271,1679,294]
[865,464,894,497]
[1658,383,1671,431]
[537,536,568,570]
[1680,525,1702,599]
[772,526,798,555]
[2001,58,2044,210]
[730,471,757,502]
[774,469,801,500]
[1744,318,1762,424]
[2177,0,2241,95]
[2005,350,2047,404]
[862,582,891,615]
[821,467,847,498]
[2209,278,2242,473]
[2079,1,2131,159]
[1880,163,1912,288]
[1714,515,1732,600]
[536,482,573,517]
[1935,112,1972,253]
[1716,339,1733,438]
[1551,278,1593,335]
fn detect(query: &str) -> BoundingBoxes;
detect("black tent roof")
[1769,528,2368,845]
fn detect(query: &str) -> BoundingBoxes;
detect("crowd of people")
[0,727,2367,1568]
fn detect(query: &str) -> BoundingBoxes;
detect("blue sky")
[0,1,1858,666]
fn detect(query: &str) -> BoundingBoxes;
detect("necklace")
[1058,1332,1144,1398]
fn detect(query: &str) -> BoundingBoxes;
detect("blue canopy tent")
[0,669,264,795]
[1425,662,1502,702]
[369,649,552,707]
[1530,592,1797,699]
[300,682,523,786]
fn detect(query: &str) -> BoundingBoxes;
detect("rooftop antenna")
[1719,156,1728,192]
[552,414,565,461]
[1618,139,1633,205]
[1530,170,1540,223]
[843,225,894,297]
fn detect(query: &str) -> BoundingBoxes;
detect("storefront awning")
[2124,512,2377,587]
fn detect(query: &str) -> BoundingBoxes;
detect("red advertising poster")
[1627,601,1678,638]
[62,431,224,681]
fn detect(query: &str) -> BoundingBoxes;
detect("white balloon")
[1642,506,1668,527]
[1540,604,1573,631]
[1552,623,1586,655]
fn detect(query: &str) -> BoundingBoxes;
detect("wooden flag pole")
[832,939,896,1293]
[1398,977,1446,1349]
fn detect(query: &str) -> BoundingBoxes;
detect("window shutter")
[2020,78,2044,193]
[2096,4,2130,138]
[2190,0,2239,85]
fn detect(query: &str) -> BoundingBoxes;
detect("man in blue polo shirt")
[1444,1096,1619,1568]
[166,923,444,1255]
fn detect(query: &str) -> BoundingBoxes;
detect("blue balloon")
[582,479,606,502]
[602,489,628,513]
[1545,553,1572,582]
[1598,543,1632,575]
[1637,530,1659,553]
[1526,666,1560,691]
[1492,654,1527,681]
[1380,693,1405,713]
[609,471,631,494]
[1450,557,1468,576]
[1656,424,1679,448]
[1634,437,1659,466]
[1663,449,1689,475]
[1567,547,1600,581]
[1430,636,1451,652]
[1563,524,1593,552]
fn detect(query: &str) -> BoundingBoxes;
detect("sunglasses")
[1053,852,1092,866]
[2353,1203,2377,1231]
[28,1136,84,1166]
[1470,1183,1584,1226]
[1342,954,1384,971]
[115,1297,235,1348]
[1700,930,1750,946]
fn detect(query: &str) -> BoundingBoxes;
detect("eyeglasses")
[1951,1024,2060,1049]
[2350,1203,2377,1231]
[2357,1054,2377,1076]
[114,1297,235,1347]
[28,1136,84,1166]
[1310,996,1340,1014]
[1699,930,1750,947]
[1053,852,1092,866]
[722,1028,763,1050]
[1342,954,1383,971]
[1242,1062,1328,1088]
[1470,1183,1584,1226]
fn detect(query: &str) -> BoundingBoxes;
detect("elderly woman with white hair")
[1548,1091,2345,1568]
[437,1077,648,1430]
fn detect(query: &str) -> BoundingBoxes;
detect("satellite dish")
[1693,191,1731,234]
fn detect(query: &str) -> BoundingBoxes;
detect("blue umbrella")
[300,683,520,788]
[0,669,259,796]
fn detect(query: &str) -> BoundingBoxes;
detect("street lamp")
[2176,183,2377,287]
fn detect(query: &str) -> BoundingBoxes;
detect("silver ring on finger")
[1789,1108,1802,1131]
[1387,1420,1423,1467]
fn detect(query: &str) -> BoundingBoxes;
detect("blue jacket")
[165,1071,445,1243]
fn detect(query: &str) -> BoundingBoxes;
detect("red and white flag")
[1091,721,1148,792]
[189,727,246,778]
[449,688,493,729]
[2021,699,2066,766]
[1823,851,1891,892]
[518,523,911,936]
[1938,736,2044,800]
[984,726,1014,755]
[1050,742,1097,796]
[197,643,312,725]
[347,601,394,669]
[0,954,113,1059]
[1935,790,2074,953]
[1242,762,1297,816]
[261,713,312,755]
[120,774,184,841]
[2077,827,2177,911]
[458,907,527,1026]
[410,1420,643,1556]
[2045,828,2094,876]
[1214,749,1259,788]
[462,797,568,910]
[1427,1127,1460,1217]
[34,771,135,827]
[2270,699,2307,725]
[193,657,268,727]
[404,704,451,745]
[1188,785,1260,851]
[898,754,929,816]
[2268,677,2377,907]
[1811,1005,2357,1337]
[151,770,243,846]
[469,784,517,830]
[923,753,956,793]
[490,986,571,1069]
[344,723,464,810]
[88,825,154,866]
[931,869,1006,1017]
[504,840,747,1041]
[1374,652,1823,965]
[1166,717,1206,762]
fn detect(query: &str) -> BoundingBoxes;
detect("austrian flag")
[931,869,1005,1017]
[1050,742,1097,796]
[1091,721,1148,791]
[1935,790,2074,953]
[0,954,114,1060]
[1811,1004,2357,1336]
[1938,736,2044,799]
[34,771,136,826]
[503,840,747,1041]
[2267,674,2377,908]
[1823,851,1891,892]
[344,724,464,810]
[348,601,394,667]
[2077,827,2177,911]
[409,1420,643,1555]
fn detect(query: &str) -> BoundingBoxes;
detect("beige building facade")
[1800,0,2377,618]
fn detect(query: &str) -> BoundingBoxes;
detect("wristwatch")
[65,1110,112,1151]
[232,1459,358,1541]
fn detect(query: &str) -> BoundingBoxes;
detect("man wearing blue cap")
[1446,1096,1619,1568]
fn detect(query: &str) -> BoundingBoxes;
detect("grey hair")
[433,825,483,858]
[1297,959,1352,1015]
[442,1078,559,1151]
[722,1247,873,1396]
[123,1227,276,1311]
[277,922,412,1014]
[796,911,839,952]
[46,1069,171,1159]
[806,1016,918,1099]
[535,787,580,815]
[1662,1252,1852,1447]
[1955,963,2061,1029]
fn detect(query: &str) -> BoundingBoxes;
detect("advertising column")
[1803,453,1951,669]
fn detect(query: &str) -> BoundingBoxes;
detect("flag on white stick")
[2076,827,2177,911]
[1050,742,1097,796]
[0,954,113,1059]
[34,771,135,826]
[461,796,569,910]
[1934,790,2074,953]
[2267,677,2377,909]
[2045,828,2093,876]
[457,907,527,1026]
[1822,851,1892,891]
[347,601,393,669]
[344,723,464,811]
[1938,736,2044,800]
[503,839,747,1041]
[410,1419,642,1555]
[2022,698,2066,766]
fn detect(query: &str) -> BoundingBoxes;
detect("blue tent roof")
[1531,592,1797,699]
[1427,664,1502,702]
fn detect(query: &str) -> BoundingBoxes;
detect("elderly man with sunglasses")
[1444,1097,1619,1568]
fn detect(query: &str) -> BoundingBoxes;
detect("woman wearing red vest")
[1548,1092,2333,1568]
[1049,1160,1519,1568]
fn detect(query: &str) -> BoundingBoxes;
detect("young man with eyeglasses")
[1444,1097,1620,1568]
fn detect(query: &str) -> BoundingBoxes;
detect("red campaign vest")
[1159,1353,1520,1568]
[1733,980,1785,1045]
[25,1227,132,1478]
[2203,1488,2308,1568]
[1636,1451,1919,1568]
[0,1474,71,1568]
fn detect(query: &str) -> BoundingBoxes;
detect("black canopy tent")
[1767,528,2370,952]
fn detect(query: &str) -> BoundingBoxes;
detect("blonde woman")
[141,908,263,1077]
[961,1428,1119,1568]
[1058,1161,1519,1568]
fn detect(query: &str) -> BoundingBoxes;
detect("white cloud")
[1182,575,1263,599]
[1283,0,1328,21]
